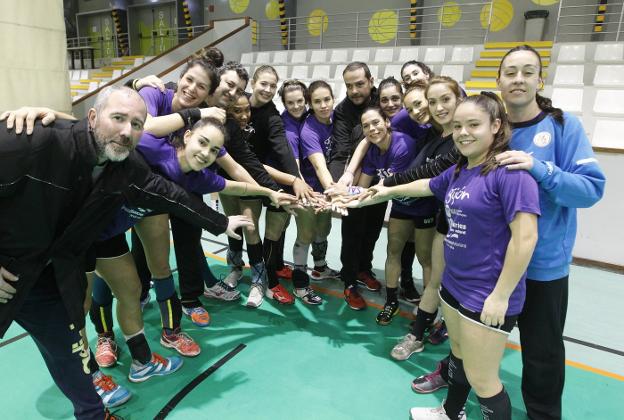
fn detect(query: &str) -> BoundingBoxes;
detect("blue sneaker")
[128,353,183,383]
[92,371,131,408]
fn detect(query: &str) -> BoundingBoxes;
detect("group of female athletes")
[14,44,604,420]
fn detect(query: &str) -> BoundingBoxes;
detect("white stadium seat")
[398,47,419,63]
[311,65,331,80]
[273,50,288,63]
[557,44,585,63]
[593,89,624,115]
[374,48,394,63]
[592,118,624,148]
[329,49,349,63]
[593,43,624,63]
[351,49,370,62]
[424,47,446,64]
[310,50,328,63]
[255,51,270,64]
[440,65,465,83]
[291,50,307,63]
[551,87,584,114]
[593,65,624,87]
[240,52,254,65]
[553,65,584,87]
[450,46,473,64]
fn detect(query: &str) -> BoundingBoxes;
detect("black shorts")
[436,209,449,235]
[439,285,518,334]
[94,233,130,259]
[389,209,436,229]
[239,194,287,213]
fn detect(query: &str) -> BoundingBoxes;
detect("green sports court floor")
[1,217,623,419]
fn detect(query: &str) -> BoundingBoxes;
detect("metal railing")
[67,23,214,58]
[554,1,624,42]
[254,2,491,50]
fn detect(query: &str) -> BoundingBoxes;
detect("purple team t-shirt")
[300,113,333,192]
[391,108,429,142]
[361,131,419,180]
[429,165,541,315]
[140,86,174,117]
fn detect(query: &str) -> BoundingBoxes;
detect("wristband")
[347,186,363,195]
[131,79,139,91]
[177,108,201,127]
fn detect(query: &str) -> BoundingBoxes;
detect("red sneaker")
[160,329,201,357]
[344,285,367,310]
[356,271,381,292]
[95,335,118,368]
[275,265,293,280]
[265,283,295,304]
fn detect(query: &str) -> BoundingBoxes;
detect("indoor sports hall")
[1,1,622,419]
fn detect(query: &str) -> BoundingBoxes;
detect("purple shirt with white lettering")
[361,131,419,181]
[300,112,333,192]
[429,165,541,315]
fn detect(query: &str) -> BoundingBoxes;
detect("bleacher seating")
[239,41,624,150]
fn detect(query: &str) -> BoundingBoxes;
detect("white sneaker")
[223,267,243,288]
[409,404,466,420]
[246,283,264,308]
[390,333,424,361]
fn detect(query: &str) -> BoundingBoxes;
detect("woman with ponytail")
[493,45,606,420]
[350,93,541,420]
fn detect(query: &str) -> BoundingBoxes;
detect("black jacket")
[247,99,299,177]
[0,119,228,336]
[383,132,460,186]
[328,88,379,181]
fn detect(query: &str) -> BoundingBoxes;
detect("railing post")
[355,12,359,47]
[437,6,443,45]
[287,18,291,50]
[320,16,323,49]
[483,1,494,45]
[554,0,564,43]
[395,8,399,46]
[616,1,624,42]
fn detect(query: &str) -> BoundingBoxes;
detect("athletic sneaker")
[181,306,211,327]
[93,371,131,408]
[376,300,400,325]
[428,320,448,345]
[310,265,340,281]
[140,293,151,311]
[104,409,124,420]
[223,267,243,288]
[356,271,381,292]
[204,280,241,301]
[294,287,323,305]
[160,330,201,357]
[411,361,449,394]
[95,335,118,368]
[275,265,293,280]
[246,283,264,308]
[128,353,183,383]
[399,286,421,304]
[391,333,424,360]
[409,404,466,420]
[265,283,295,304]
[344,285,366,310]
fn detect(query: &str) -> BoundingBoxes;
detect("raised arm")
[384,147,461,187]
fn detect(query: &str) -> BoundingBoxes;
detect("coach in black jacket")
[0,86,248,419]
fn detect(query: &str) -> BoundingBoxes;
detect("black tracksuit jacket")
[0,119,228,336]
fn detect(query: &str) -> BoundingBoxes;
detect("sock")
[227,249,244,269]
[263,238,280,288]
[200,258,219,288]
[228,229,244,252]
[311,239,328,268]
[89,275,114,335]
[400,241,416,285]
[410,308,438,341]
[293,240,310,269]
[292,267,310,289]
[276,231,286,269]
[386,286,398,303]
[92,273,114,305]
[247,242,263,265]
[125,331,151,364]
[443,353,471,420]
[478,387,511,420]
[153,275,181,333]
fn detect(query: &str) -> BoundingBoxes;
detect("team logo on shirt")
[533,131,551,148]
[376,168,394,179]
[323,137,332,161]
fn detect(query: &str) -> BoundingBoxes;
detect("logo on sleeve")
[533,131,551,148]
